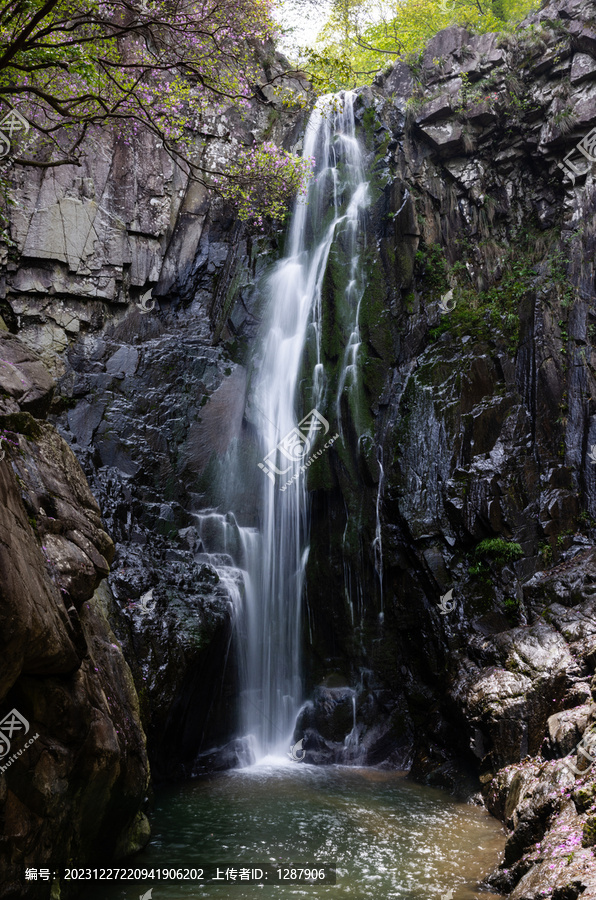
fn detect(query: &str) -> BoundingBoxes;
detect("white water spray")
[233,92,369,759]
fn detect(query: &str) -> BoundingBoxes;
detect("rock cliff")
[2,2,596,898]
[297,0,596,894]
[0,333,150,898]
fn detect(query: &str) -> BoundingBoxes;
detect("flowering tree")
[214,141,313,227]
[0,0,311,223]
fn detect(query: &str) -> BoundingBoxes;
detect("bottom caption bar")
[34,865,337,884]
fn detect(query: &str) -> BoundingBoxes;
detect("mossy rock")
[582,813,596,847]
[0,410,43,440]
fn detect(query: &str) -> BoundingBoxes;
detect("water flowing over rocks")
[3,2,596,897]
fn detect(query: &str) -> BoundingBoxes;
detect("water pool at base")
[87,762,506,900]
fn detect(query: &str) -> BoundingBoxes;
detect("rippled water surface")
[88,761,505,900]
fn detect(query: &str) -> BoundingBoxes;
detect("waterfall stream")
[195,91,367,760]
[90,92,507,900]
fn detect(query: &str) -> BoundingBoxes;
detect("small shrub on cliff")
[213,142,314,228]
[415,242,449,295]
[468,538,523,576]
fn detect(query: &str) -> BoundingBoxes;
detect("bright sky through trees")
[276,0,540,90]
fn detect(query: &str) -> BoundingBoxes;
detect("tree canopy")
[0,0,311,225]
[294,0,540,90]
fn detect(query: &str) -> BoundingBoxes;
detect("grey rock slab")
[571,51,596,83]
[105,346,140,376]
[547,703,592,755]
[67,400,106,447]
[495,623,575,679]
[415,92,457,126]
[383,61,414,103]
[23,197,98,269]
[418,122,465,156]
[0,332,54,415]
[421,26,472,79]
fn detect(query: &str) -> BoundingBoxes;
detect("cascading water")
[235,91,370,758]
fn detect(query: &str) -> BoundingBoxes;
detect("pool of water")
[87,760,506,900]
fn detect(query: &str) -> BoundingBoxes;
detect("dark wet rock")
[192,737,256,774]
[311,686,356,742]
[0,333,149,898]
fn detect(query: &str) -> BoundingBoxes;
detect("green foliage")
[213,142,313,228]
[475,538,524,560]
[548,247,576,309]
[297,0,539,91]
[538,541,553,565]
[468,538,523,577]
[0,0,309,230]
[503,595,521,623]
[428,284,489,343]
[415,242,449,294]
[428,242,537,351]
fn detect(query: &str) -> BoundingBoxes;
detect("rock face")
[0,333,149,898]
[0,49,307,784]
[293,0,596,893]
[4,1,596,899]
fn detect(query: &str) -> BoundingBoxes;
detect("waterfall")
[199,91,368,761]
[373,449,385,622]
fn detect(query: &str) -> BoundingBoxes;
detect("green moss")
[427,240,539,352]
[475,538,524,561]
[0,411,42,440]
[575,782,596,811]
[415,242,449,295]
[539,541,553,565]
[582,814,596,847]
[503,596,521,624]
[469,538,524,578]
[361,106,377,139]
